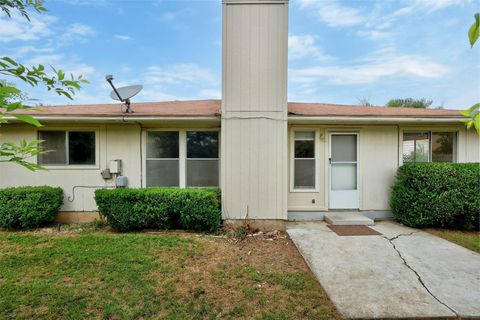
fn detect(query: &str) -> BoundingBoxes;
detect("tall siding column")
[221,0,288,221]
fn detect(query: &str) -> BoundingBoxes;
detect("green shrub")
[390,163,480,230]
[0,186,64,229]
[94,188,221,232]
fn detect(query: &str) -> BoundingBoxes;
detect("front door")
[329,133,359,209]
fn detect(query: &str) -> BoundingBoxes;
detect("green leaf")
[0,86,21,95]
[1,56,18,66]
[469,13,480,47]
[12,114,43,127]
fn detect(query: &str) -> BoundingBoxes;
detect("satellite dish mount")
[105,75,143,113]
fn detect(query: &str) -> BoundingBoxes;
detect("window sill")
[290,188,319,193]
[39,164,100,170]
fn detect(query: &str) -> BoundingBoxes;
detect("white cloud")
[297,0,365,27]
[384,0,471,25]
[161,9,191,21]
[25,54,64,66]
[114,34,131,41]
[4,45,55,58]
[412,0,471,12]
[59,23,95,44]
[357,30,392,41]
[290,49,450,85]
[0,12,55,42]
[198,89,221,99]
[288,34,334,61]
[140,89,179,102]
[145,63,216,86]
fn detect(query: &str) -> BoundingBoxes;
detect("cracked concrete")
[286,221,480,319]
[382,232,459,317]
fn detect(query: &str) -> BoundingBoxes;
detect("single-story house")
[1,0,479,229]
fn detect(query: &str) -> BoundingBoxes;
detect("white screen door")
[329,133,359,209]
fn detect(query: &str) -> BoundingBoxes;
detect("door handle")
[329,157,332,164]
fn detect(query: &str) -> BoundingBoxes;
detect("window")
[145,130,219,188]
[146,131,179,187]
[186,131,219,187]
[403,131,456,163]
[38,131,95,165]
[293,131,315,189]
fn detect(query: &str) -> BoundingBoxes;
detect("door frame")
[328,131,360,209]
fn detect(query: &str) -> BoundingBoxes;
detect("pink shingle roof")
[7,99,463,118]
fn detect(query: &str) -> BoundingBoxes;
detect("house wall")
[1,121,478,221]
[464,127,480,162]
[287,123,479,214]
[288,125,398,212]
[221,0,289,220]
[0,123,142,212]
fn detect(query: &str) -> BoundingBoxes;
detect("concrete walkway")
[287,221,480,319]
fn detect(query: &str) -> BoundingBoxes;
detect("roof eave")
[287,115,467,124]
[3,115,221,123]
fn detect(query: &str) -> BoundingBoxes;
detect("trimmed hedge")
[0,186,64,229]
[94,188,221,232]
[390,163,480,230]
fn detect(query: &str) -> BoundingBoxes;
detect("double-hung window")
[146,130,219,188]
[293,131,316,190]
[186,131,219,187]
[38,130,96,165]
[402,131,457,163]
[146,131,180,187]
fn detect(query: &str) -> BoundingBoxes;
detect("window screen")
[38,131,67,164]
[432,132,456,163]
[38,131,96,165]
[186,131,219,187]
[294,131,315,189]
[146,131,180,187]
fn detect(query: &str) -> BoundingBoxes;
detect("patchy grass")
[0,227,339,320]
[425,228,480,253]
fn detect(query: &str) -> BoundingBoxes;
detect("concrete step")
[324,213,374,226]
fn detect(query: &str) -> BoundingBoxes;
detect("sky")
[0,0,479,109]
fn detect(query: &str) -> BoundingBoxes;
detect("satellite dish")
[110,85,143,101]
[105,75,143,113]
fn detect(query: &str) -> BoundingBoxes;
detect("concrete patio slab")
[286,221,480,319]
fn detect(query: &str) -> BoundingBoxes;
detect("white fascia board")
[3,116,220,122]
[287,116,467,124]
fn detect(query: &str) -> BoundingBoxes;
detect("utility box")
[109,159,122,174]
[115,176,128,188]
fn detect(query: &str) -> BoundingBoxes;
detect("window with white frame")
[146,130,219,188]
[402,131,457,163]
[38,130,96,165]
[146,131,180,187]
[293,131,316,189]
[186,131,219,187]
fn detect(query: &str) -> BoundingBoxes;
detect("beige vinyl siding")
[465,127,480,162]
[222,1,288,113]
[221,0,288,220]
[222,117,287,219]
[0,123,141,211]
[359,126,398,210]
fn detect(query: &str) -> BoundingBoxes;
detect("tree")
[386,98,433,108]
[357,96,373,107]
[461,103,480,135]
[0,0,88,170]
[468,13,479,47]
[464,14,480,135]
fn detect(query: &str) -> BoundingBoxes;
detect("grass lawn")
[0,226,339,320]
[425,228,480,253]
